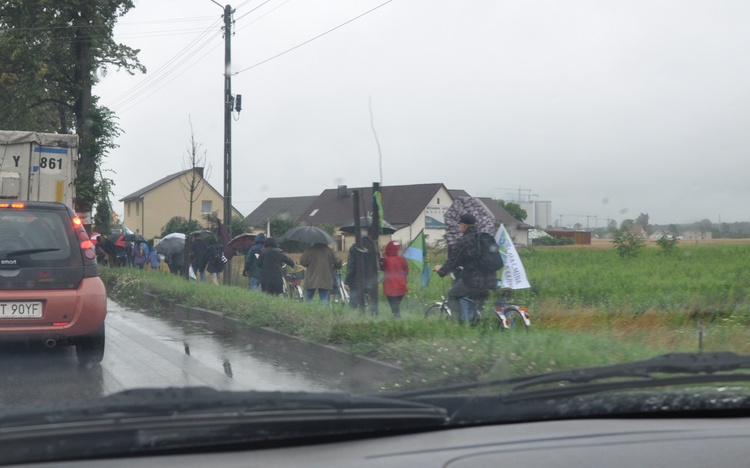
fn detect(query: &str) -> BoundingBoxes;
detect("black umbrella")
[280,226,334,245]
[156,237,185,255]
[189,230,218,245]
[121,233,147,243]
[339,217,397,234]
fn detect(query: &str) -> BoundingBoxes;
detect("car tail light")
[0,202,25,209]
[72,216,97,261]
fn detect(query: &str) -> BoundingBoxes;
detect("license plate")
[0,302,43,318]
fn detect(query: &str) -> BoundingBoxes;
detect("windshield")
[1,0,749,463]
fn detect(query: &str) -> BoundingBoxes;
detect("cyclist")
[434,213,497,322]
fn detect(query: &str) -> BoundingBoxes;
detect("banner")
[495,224,531,289]
[403,229,430,288]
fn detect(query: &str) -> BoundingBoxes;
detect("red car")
[0,201,106,364]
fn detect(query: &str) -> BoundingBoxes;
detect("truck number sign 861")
[39,157,64,170]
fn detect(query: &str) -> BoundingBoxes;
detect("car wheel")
[76,324,105,365]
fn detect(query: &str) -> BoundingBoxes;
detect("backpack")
[475,232,504,272]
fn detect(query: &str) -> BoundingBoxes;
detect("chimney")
[337,185,348,199]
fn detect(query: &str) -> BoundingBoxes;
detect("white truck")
[0,130,78,208]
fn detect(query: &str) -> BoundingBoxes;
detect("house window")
[437,198,440,204]
[309,209,319,216]
[127,203,130,217]
[135,202,139,216]
[202,200,212,215]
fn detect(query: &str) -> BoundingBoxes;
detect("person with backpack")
[433,213,501,322]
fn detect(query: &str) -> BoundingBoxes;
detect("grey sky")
[95,0,750,228]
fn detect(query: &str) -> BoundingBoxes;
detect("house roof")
[244,196,318,227]
[119,168,204,202]
[477,197,534,230]
[298,183,450,228]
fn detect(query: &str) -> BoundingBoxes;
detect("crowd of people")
[242,232,409,318]
[97,212,492,320]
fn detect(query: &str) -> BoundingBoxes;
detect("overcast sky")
[95,0,750,228]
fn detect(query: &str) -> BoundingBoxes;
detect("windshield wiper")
[0,387,448,464]
[392,352,750,401]
[6,248,60,257]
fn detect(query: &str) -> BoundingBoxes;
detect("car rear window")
[0,209,73,262]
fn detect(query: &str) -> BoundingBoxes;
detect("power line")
[235,0,293,32]
[107,18,223,110]
[234,0,273,23]
[234,0,393,75]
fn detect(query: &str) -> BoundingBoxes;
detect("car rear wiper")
[6,248,60,257]
[392,352,750,401]
[0,387,448,464]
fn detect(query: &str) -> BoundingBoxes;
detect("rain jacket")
[300,244,343,290]
[437,225,498,291]
[132,243,148,266]
[244,233,265,280]
[381,241,409,297]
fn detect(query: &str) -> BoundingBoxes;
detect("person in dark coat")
[434,213,498,322]
[191,238,209,281]
[344,235,380,314]
[169,251,184,275]
[257,238,295,295]
[206,243,227,285]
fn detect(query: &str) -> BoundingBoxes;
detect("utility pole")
[212,1,235,285]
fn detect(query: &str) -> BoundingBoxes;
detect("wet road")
[0,299,333,408]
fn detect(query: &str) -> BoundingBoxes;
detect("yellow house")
[119,167,242,239]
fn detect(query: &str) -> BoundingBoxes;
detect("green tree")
[636,212,652,235]
[92,172,114,235]
[494,199,528,222]
[0,0,144,213]
[160,216,202,237]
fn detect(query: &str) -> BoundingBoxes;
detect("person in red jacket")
[380,240,409,318]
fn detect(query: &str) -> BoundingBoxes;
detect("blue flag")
[404,229,430,288]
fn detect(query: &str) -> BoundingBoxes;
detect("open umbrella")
[156,237,185,255]
[280,226,334,245]
[444,197,495,247]
[163,232,186,241]
[228,233,256,251]
[112,234,127,248]
[189,230,218,245]
[339,217,397,234]
[122,233,147,243]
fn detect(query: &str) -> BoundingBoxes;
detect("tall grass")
[100,242,750,389]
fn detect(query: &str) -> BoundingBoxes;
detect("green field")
[101,242,750,389]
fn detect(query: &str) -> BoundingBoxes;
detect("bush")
[656,235,679,255]
[612,230,645,258]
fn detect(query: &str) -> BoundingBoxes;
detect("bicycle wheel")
[500,307,530,332]
[291,285,304,301]
[424,304,450,321]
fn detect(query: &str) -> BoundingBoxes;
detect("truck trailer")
[0,130,78,208]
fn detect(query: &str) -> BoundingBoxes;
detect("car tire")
[76,324,105,365]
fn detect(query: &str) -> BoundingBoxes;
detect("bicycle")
[493,287,531,332]
[330,267,350,306]
[282,267,304,301]
[423,273,489,323]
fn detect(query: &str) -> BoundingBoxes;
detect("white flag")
[495,224,531,290]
